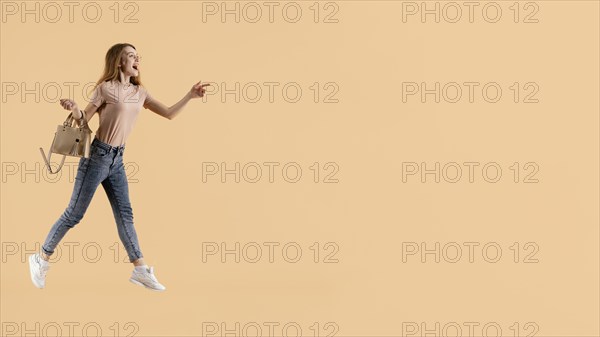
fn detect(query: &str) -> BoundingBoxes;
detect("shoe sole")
[129,278,165,292]
[28,255,44,289]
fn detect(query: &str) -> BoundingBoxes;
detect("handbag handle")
[63,111,89,128]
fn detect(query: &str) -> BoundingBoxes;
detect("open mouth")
[133,65,139,70]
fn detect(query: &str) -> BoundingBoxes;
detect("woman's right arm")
[74,102,99,122]
[59,99,98,122]
[60,83,103,121]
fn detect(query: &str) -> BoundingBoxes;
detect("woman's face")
[119,46,140,78]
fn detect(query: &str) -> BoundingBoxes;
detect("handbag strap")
[40,133,61,174]
[39,147,67,175]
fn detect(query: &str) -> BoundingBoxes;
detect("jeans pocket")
[93,146,109,158]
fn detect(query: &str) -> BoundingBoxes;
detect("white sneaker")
[29,253,50,289]
[129,266,166,291]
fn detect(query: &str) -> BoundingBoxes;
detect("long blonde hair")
[94,43,143,89]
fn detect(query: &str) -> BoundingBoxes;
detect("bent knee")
[61,210,84,228]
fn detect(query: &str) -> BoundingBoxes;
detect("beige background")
[1,1,598,336]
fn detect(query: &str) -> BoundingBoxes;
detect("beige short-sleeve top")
[83,80,154,147]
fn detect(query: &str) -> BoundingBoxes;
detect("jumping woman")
[29,43,210,291]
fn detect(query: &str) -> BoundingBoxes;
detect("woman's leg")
[41,153,109,258]
[101,149,144,264]
[102,147,166,291]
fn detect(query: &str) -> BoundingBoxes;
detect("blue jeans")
[42,137,143,262]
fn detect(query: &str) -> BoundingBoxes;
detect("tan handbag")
[39,111,93,174]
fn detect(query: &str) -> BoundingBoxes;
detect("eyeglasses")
[126,52,142,61]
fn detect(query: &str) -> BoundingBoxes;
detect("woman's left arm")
[145,81,211,120]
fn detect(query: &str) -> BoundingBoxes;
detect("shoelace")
[147,267,159,283]
[36,255,49,277]
[136,267,158,283]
